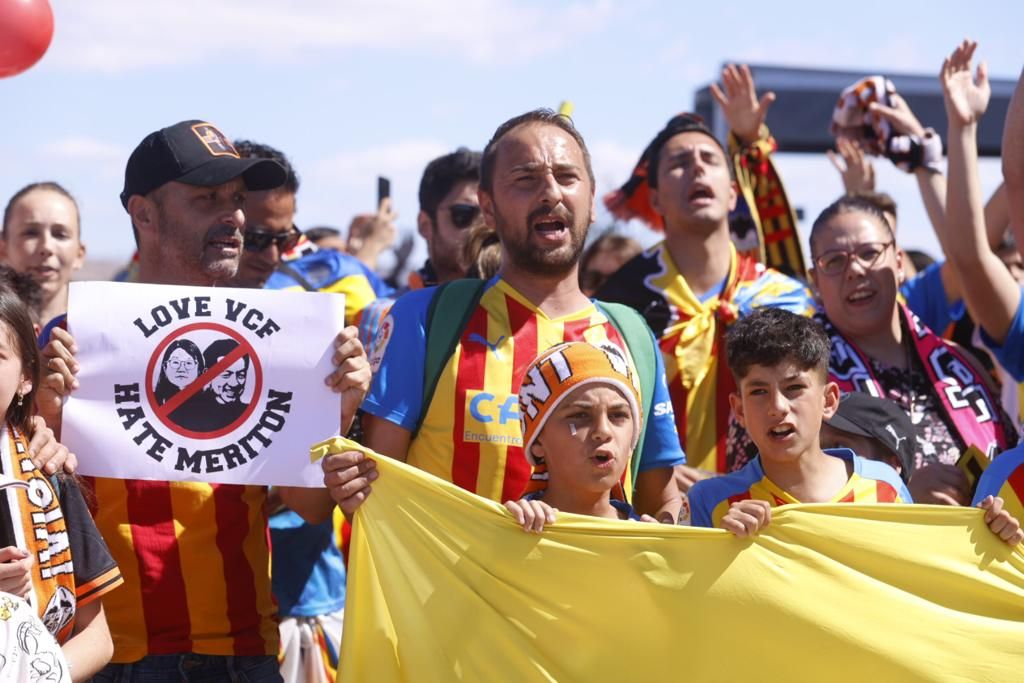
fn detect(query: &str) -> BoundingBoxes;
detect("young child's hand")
[719,499,772,537]
[977,495,1024,546]
[504,499,557,533]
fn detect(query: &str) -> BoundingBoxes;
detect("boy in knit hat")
[504,340,656,532]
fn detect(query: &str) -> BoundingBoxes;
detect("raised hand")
[347,198,399,268]
[941,39,990,127]
[827,138,876,193]
[710,64,776,145]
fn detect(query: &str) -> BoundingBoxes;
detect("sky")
[1,0,1021,274]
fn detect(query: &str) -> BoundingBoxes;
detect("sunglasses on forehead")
[244,225,301,252]
[447,203,480,229]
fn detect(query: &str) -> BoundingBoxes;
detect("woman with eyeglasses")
[809,195,1017,504]
[153,339,204,406]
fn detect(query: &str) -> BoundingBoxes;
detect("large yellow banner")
[322,440,1024,682]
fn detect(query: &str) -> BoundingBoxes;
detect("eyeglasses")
[244,226,301,252]
[167,359,196,370]
[813,241,894,276]
[448,204,480,229]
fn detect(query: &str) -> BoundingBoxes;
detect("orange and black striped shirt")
[0,425,122,643]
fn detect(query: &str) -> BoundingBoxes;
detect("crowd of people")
[0,39,1022,681]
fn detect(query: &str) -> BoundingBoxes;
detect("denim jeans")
[90,653,283,682]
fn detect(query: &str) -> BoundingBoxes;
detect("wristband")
[919,128,943,172]
[885,134,922,173]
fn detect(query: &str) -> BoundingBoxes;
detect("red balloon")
[0,0,54,78]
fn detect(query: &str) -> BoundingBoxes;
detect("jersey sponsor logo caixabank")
[464,390,522,446]
[61,282,345,487]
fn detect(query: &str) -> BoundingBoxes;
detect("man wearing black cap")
[598,68,814,484]
[821,392,918,482]
[39,120,367,682]
[119,120,286,287]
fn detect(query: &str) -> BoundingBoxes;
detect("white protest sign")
[62,281,343,487]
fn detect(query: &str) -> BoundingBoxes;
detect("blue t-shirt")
[269,510,345,618]
[687,449,913,528]
[364,278,685,478]
[977,289,1024,382]
[900,261,964,334]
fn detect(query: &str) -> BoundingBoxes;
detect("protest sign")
[63,281,342,487]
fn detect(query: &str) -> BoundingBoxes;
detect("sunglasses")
[813,241,894,276]
[244,226,301,253]
[448,203,480,229]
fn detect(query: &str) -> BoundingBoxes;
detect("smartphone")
[377,176,391,206]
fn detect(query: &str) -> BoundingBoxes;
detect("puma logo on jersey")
[467,333,505,359]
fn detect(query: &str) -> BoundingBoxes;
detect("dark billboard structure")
[695,64,1014,156]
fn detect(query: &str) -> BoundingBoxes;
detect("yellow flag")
[316,438,1024,682]
[558,100,574,117]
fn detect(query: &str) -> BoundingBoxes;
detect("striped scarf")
[0,425,77,643]
[822,306,1012,458]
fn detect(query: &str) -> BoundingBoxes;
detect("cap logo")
[191,123,239,158]
[884,423,906,450]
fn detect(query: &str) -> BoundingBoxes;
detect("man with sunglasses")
[354,148,483,350]
[411,147,484,289]
[234,141,391,329]
[231,140,304,289]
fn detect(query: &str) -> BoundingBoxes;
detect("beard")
[494,202,588,277]
[198,225,242,281]
[156,203,240,284]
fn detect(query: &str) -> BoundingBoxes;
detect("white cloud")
[50,0,617,72]
[39,136,126,164]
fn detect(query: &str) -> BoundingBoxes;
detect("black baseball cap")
[825,392,917,477]
[120,120,286,209]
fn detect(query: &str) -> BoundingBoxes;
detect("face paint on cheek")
[569,423,577,437]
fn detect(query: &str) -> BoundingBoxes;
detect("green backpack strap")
[414,279,490,438]
[598,301,657,484]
